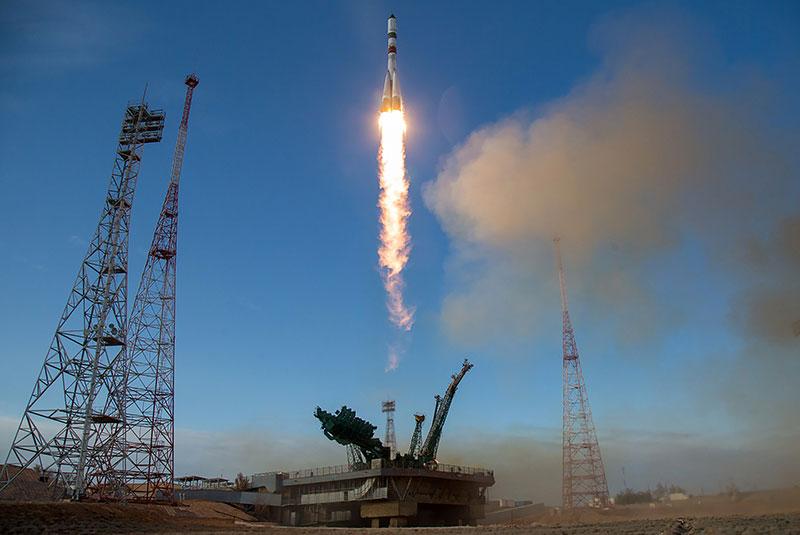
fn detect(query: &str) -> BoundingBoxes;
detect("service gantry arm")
[418,359,474,463]
[407,413,426,457]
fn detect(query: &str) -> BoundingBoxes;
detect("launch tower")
[0,99,165,500]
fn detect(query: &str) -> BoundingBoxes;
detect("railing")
[175,480,233,491]
[255,461,493,481]
[427,463,494,477]
[283,464,354,479]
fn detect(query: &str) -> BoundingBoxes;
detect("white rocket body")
[381,15,403,112]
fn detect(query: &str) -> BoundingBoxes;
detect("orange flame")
[378,110,414,333]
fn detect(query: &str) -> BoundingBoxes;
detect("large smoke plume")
[423,11,800,470]
[424,14,799,353]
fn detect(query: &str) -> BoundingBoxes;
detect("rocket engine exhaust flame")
[378,109,414,332]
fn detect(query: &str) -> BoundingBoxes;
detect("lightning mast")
[0,99,165,500]
[120,74,199,502]
[555,238,609,509]
[382,400,397,459]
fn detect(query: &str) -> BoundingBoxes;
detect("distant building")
[668,492,689,501]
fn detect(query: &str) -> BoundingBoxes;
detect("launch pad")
[245,461,494,527]
[178,358,495,527]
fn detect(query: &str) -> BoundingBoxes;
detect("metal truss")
[555,238,610,510]
[119,74,199,502]
[382,400,397,459]
[0,100,165,500]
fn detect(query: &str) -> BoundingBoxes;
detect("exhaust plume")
[378,109,414,336]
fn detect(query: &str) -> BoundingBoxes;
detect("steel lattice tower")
[555,238,609,510]
[120,74,199,502]
[0,100,165,500]
[382,400,397,459]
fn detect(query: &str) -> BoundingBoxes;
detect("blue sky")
[1,1,798,503]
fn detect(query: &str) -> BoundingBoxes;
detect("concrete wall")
[177,488,281,506]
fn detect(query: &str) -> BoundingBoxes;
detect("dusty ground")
[2,506,799,534]
[1,487,799,534]
[5,512,800,534]
[0,500,263,534]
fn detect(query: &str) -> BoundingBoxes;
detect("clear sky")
[1,1,798,504]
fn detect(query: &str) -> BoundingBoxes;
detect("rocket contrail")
[378,15,414,343]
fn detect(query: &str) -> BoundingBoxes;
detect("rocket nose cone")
[389,14,396,19]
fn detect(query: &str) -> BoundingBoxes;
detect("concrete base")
[389,516,408,527]
[362,500,417,527]
[370,516,409,528]
[361,500,418,518]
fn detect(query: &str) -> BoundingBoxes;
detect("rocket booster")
[381,14,402,112]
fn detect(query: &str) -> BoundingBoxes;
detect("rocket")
[380,14,403,112]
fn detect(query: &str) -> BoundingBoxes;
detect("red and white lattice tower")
[0,99,165,500]
[555,238,609,510]
[120,74,199,502]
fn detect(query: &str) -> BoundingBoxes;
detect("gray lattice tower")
[0,100,165,500]
[555,238,609,509]
[120,75,199,502]
[382,400,397,459]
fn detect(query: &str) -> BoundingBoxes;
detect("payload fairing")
[381,15,403,112]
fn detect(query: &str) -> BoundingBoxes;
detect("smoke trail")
[378,110,414,336]
[385,346,400,373]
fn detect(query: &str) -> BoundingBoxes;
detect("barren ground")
[1,487,799,534]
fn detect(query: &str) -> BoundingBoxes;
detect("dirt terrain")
[1,487,799,534]
[2,509,800,534]
[2,506,799,534]
[0,500,261,534]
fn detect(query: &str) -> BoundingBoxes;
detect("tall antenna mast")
[555,237,609,510]
[120,74,199,502]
